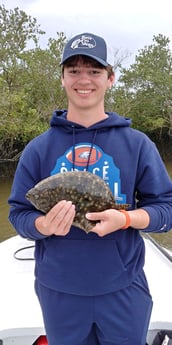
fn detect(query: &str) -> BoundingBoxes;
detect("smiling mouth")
[76,90,92,94]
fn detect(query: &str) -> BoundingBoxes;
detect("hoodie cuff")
[141,206,167,233]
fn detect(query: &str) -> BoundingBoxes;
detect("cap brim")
[61,52,108,67]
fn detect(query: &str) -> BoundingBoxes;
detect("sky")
[2,0,172,68]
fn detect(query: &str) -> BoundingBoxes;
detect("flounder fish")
[26,171,129,233]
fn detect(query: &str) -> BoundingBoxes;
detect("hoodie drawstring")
[72,126,98,171]
[85,129,98,171]
[72,127,76,171]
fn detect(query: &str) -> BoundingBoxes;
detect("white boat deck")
[143,234,172,343]
[0,236,45,343]
[0,234,172,344]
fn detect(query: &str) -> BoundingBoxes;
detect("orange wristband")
[119,210,131,229]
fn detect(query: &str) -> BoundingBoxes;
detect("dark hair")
[61,55,114,78]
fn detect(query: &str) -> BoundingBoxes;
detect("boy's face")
[61,57,114,112]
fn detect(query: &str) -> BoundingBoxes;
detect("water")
[1,162,172,251]
[0,177,16,242]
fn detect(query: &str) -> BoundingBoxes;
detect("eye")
[68,68,80,75]
[89,69,101,75]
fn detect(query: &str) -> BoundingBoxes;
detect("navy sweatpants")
[35,271,153,345]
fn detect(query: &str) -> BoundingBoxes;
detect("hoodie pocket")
[40,238,128,295]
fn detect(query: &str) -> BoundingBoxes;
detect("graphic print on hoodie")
[51,143,127,204]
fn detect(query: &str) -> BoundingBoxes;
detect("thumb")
[86,211,105,221]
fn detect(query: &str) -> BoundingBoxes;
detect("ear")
[108,73,115,88]
[61,77,65,87]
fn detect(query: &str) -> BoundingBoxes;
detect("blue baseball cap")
[61,32,114,67]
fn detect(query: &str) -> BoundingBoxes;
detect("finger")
[45,201,74,234]
[89,221,104,233]
[46,200,69,223]
[54,204,76,235]
[53,201,74,224]
[86,211,106,221]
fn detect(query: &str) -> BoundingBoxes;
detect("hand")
[86,209,126,237]
[35,200,76,236]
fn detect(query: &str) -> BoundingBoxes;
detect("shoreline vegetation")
[1,5,172,171]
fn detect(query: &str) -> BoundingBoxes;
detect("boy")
[8,32,172,345]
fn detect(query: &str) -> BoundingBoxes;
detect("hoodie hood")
[50,110,131,132]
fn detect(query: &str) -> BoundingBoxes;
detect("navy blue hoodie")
[8,111,172,295]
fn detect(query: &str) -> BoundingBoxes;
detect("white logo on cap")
[71,35,96,50]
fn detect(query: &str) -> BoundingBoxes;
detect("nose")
[77,71,91,84]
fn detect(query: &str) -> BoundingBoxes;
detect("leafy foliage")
[116,34,172,137]
[0,4,172,160]
[0,6,66,158]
